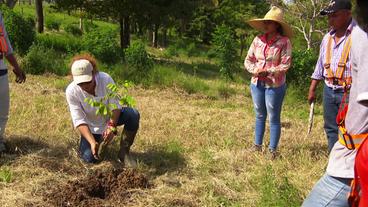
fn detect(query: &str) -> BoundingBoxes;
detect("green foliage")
[83,20,98,33]
[45,18,61,31]
[125,40,153,74]
[36,33,83,53]
[1,6,35,56]
[163,45,179,58]
[82,28,121,64]
[185,42,199,57]
[64,23,82,36]
[212,25,238,80]
[21,44,68,76]
[288,50,318,86]
[84,82,135,118]
[0,168,12,183]
[178,76,210,94]
[258,165,302,207]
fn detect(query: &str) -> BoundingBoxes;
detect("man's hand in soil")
[91,142,99,160]
[103,128,115,144]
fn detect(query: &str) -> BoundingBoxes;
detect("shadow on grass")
[289,142,328,161]
[1,136,81,174]
[133,145,187,177]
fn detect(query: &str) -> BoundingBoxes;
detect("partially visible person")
[347,1,368,206]
[308,0,355,152]
[0,11,26,153]
[65,54,139,167]
[244,6,292,158]
[302,0,361,206]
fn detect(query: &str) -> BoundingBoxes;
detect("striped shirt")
[311,19,356,90]
[0,12,14,70]
[244,34,292,88]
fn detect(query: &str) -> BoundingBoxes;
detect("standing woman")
[244,6,292,158]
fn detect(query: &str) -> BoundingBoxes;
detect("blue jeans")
[250,82,286,150]
[323,86,346,152]
[302,174,352,207]
[79,107,140,163]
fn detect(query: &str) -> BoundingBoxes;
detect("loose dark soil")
[45,168,149,207]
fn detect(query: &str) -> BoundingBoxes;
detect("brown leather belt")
[0,69,8,77]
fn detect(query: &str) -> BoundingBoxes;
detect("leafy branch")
[84,81,136,118]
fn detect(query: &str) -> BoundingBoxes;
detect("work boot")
[268,149,278,160]
[118,130,137,168]
[251,144,263,152]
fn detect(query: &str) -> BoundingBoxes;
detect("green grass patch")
[0,168,13,183]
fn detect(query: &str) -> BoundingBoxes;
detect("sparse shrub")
[163,45,179,58]
[1,6,35,55]
[83,20,98,33]
[288,49,318,86]
[185,42,200,57]
[125,40,153,74]
[45,18,61,31]
[82,28,121,64]
[178,76,210,94]
[22,44,68,76]
[36,33,83,53]
[212,25,239,80]
[64,24,82,36]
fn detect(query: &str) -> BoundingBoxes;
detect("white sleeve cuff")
[357,92,368,102]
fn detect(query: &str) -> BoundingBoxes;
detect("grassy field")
[0,71,328,207]
[0,3,330,206]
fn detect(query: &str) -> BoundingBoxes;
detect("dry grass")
[0,73,328,207]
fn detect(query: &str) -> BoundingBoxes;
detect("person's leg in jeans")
[79,134,103,163]
[302,173,351,207]
[116,107,140,165]
[323,86,343,152]
[0,74,9,152]
[251,83,267,148]
[265,84,286,151]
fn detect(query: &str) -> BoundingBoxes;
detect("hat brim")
[247,18,293,38]
[73,74,93,85]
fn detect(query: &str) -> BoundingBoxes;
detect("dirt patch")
[45,168,149,206]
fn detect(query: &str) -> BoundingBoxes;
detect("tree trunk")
[28,0,31,5]
[152,24,159,48]
[162,27,167,47]
[79,17,83,32]
[35,0,43,33]
[119,15,130,50]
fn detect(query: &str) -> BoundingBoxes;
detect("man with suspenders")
[0,12,26,153]
[303,0,357,206]
[308,0,355,153]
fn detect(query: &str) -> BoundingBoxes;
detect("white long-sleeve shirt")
[65,72,122,135]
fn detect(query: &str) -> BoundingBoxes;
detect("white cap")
[71,59,93,84]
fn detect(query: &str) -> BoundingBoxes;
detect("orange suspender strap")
[336,35,352,79]
[324,36,335,78]
[0,25,8,54]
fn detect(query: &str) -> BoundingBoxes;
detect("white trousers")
[0,73,9,142]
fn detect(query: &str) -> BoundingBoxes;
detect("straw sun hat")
[247,6,293,38]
